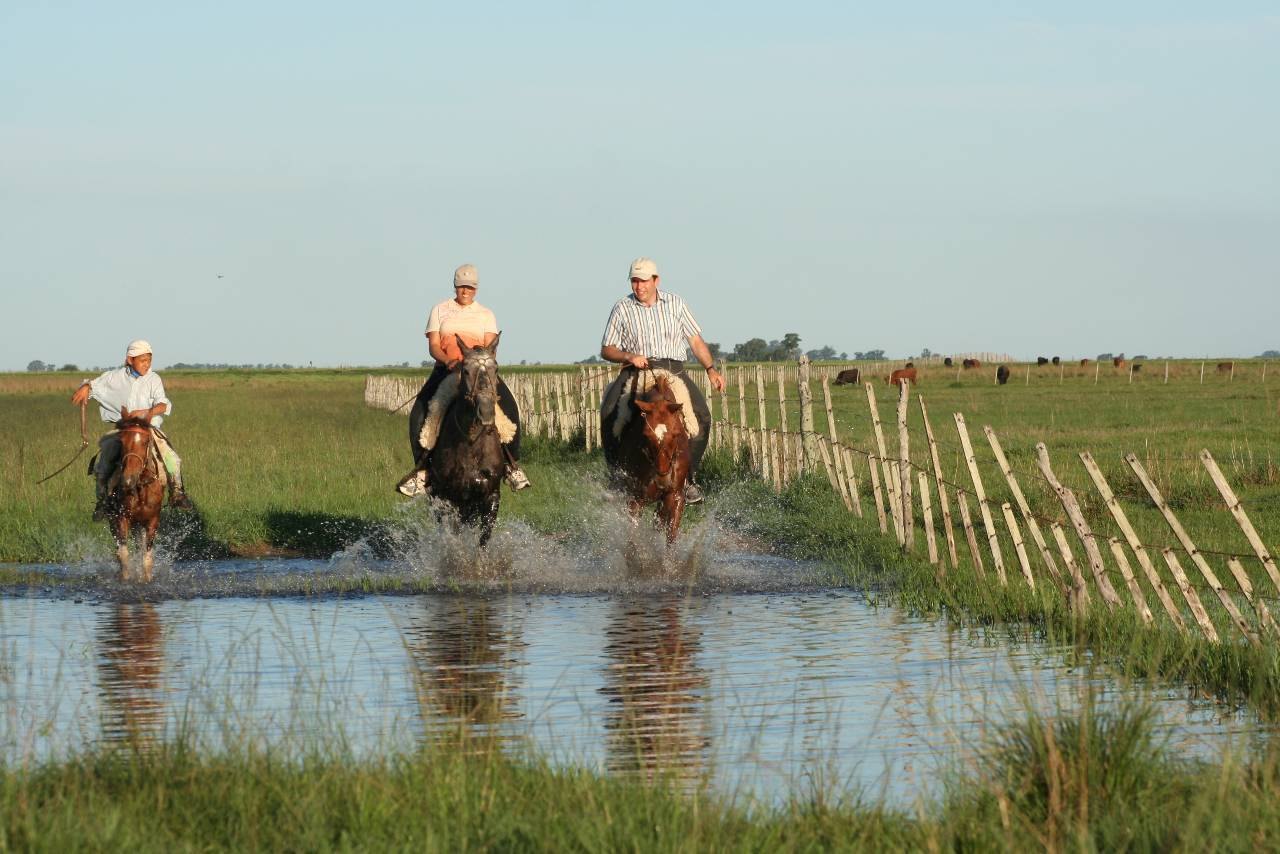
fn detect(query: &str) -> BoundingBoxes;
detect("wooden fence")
[365,359,1280,646]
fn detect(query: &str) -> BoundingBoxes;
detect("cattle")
[1132,363,1142,373]
[1217,361,1234,373]
[1051,356,1060,365]
[1036,356,1049,366]
[1113,357,1126,368]
[886,367,918,388]
[962,358,981,369]
[996,365,1010,385]
[833,368,861,386]
[944,357,953,368]
[1080,358,1090,366]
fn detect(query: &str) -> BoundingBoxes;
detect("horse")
[607,374,691,543]
[106,407,166,581]
[428,335,506,545]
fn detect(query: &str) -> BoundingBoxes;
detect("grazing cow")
[1217,361,1234,374]
[944,357,953,367]
[996,365,1010,385]
[1113,357,1126,368]
[962,358,981,369]
[886,367,918,388]
[1051,356,1060,365]
[1080,358,1090,366]
[1036,356,1049,366]
[833,368,861,386]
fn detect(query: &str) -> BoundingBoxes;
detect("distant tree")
[780,332,802,360]
[26,360,46,372]
[1133,355,1147,360]
[854,349,886,360]
[705,342,722,362]
[1096,352,1113,361]
[731,338,770,362]
[58,363,78,372]
[839,352,848,360]
[919,348,933,358]
[576,354,603,364]
[421,360,431,367]
[1262,350,1280,358]
[805,345,837,361]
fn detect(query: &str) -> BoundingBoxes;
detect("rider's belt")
[645,358,688,373]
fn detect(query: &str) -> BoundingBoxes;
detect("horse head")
[632,375,688,478]
[456,332,501,428]
[116,407,154,491]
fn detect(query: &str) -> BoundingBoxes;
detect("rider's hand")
[71,384,90,406]
[706,367,726,393]
[628,355,650,370]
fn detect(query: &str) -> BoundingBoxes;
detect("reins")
[35,400,90,485]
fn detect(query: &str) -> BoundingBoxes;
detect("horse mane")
[115,416,153,431]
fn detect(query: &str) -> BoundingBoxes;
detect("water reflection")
[601,596,710,783]
[402,597,523,752]
[95,603,166,750]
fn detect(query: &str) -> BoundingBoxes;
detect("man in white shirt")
[71,339,194,519]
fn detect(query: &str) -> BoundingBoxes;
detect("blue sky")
[3,2,1277,369]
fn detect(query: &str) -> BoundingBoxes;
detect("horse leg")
[659,490,687,544]
[114,518,131,582]
[142,517,160,582]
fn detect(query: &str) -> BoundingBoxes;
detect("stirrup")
[683,482,704,505]
[396,469,428,497]
[505,466,532,491]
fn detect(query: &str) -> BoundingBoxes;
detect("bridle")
[452,350,499,434]
[118,424,156,485]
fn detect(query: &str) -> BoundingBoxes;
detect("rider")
[398,263,531,496]
[600,257,725,504]
[70,339,194,520]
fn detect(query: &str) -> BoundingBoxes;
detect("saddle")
[418,372,519,452]
[601,369,701,441]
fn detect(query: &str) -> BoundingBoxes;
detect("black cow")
[833,368,861,386]
[1051,356,1060,365]
[1036,356,1049,366]
[996,365,1010,385]
[944,357,953,367]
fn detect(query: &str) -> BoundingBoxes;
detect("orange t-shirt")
[425,299,498,364]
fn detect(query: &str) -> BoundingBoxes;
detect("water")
[2,552,1273,807]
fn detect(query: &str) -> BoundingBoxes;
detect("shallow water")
[2,551,1273,807]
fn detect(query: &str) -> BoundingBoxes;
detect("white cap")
[126,339,153,358]
[628,257,658,280]
[453,264,479,288]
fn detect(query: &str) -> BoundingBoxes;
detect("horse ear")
[665,402,684,414]
[634,399,654,413]
[455,334,469,355]
[489,331,501,354]
[120,406,132,419]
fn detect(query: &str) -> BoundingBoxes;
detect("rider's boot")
[92,477,110,521]
[169,477,195,511]
[396,454,431,497]
[683,481,704,505]
[505,463,532,491]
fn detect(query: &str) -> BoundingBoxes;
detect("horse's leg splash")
[114,517,132,582]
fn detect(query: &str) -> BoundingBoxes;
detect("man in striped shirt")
[600,257,725,503]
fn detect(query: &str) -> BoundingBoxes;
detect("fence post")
[954,413,1006,584]
[797,356,818,474]
[770,430,783,493]
[1095,362,1100,385]
[1050,522,1091,612]
[866,383,904,544]
[919,471,939,565]
[1127,455,1258,646]
[756,367,774,483]
[1200,361,1205,384]
[821,377,852,511]
[985,426,1064,590]
[842,447,864,518]
[1160,549,1221,643]
[956,489,986,579]
[816,437,841,495]
[866,452,888,533]
[776,367,791,483]
[1228,558,1280,639]
[1001,502,1035,588]
[1201,449,1280,598]
[1034,444,1122,609]
[1106,538,1154,625]
[1164,361,1169,384]
[896,379,915,550]
[919,398,957,571]
[1079,452,1186,632]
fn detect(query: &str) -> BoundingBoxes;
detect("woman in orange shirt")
[398,264,529,496]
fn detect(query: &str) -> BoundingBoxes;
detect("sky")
[2,1,1278,370]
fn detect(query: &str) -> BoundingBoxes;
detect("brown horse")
[107,407,165,581]
[607,374,691,543]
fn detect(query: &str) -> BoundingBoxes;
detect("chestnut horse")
[106,408,166,581]
[429,335,506,546]
[608,374,691,543]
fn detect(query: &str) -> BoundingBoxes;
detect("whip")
[36,388,90,485]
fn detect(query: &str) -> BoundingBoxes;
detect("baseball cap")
[126,339,153,358]
[628,258,658,280]
[453,264,479,288]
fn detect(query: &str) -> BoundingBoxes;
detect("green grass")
[4,698,1280,851]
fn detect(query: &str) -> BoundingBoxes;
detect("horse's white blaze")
[604,369,699,440]
[654,423,668,442]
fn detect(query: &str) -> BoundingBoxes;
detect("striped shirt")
[87,366,172,427]
[601,292,703,362]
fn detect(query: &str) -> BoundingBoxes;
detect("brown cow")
[1217,361,1234,373]
[1113,357,1126,368]
[833,368,861,386]
[1080,358,1091,366]
[886,367,918,388]
[996,365,1010,385]
[962,358,981,369]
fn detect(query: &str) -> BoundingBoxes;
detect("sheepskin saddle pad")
[418,372,518,451]
[602,369,700,441]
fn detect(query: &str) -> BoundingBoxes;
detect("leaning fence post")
[816,437,841,495]
[985,426,1063,589]
[1227,558,1280,639]
[820,377,852,511]
[1160,549,1221,643]
[896,379,915,550]
[1079,452,1187,632]
[797,356,818,474]
[1200,361,1205,384]
[1106,538,1154,625]
[866,452,889,533]
[954,413,1006,584]
[1128,455,1258,646]
[1034,444,1122,609]
[1201,449,1280,598]
[1001,502,1035,588]
[867,383,904,545]
[956,489,986,579]
[919,471,939,565]
[1050,522,1090,612]
[918,398,957,571]
[841,447,864,518]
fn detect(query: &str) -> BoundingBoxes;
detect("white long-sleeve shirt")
[87,366,172,427]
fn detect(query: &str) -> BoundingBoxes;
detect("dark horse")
[106,408,166,581]
[429,335,506,545]
[606,374,691,543]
